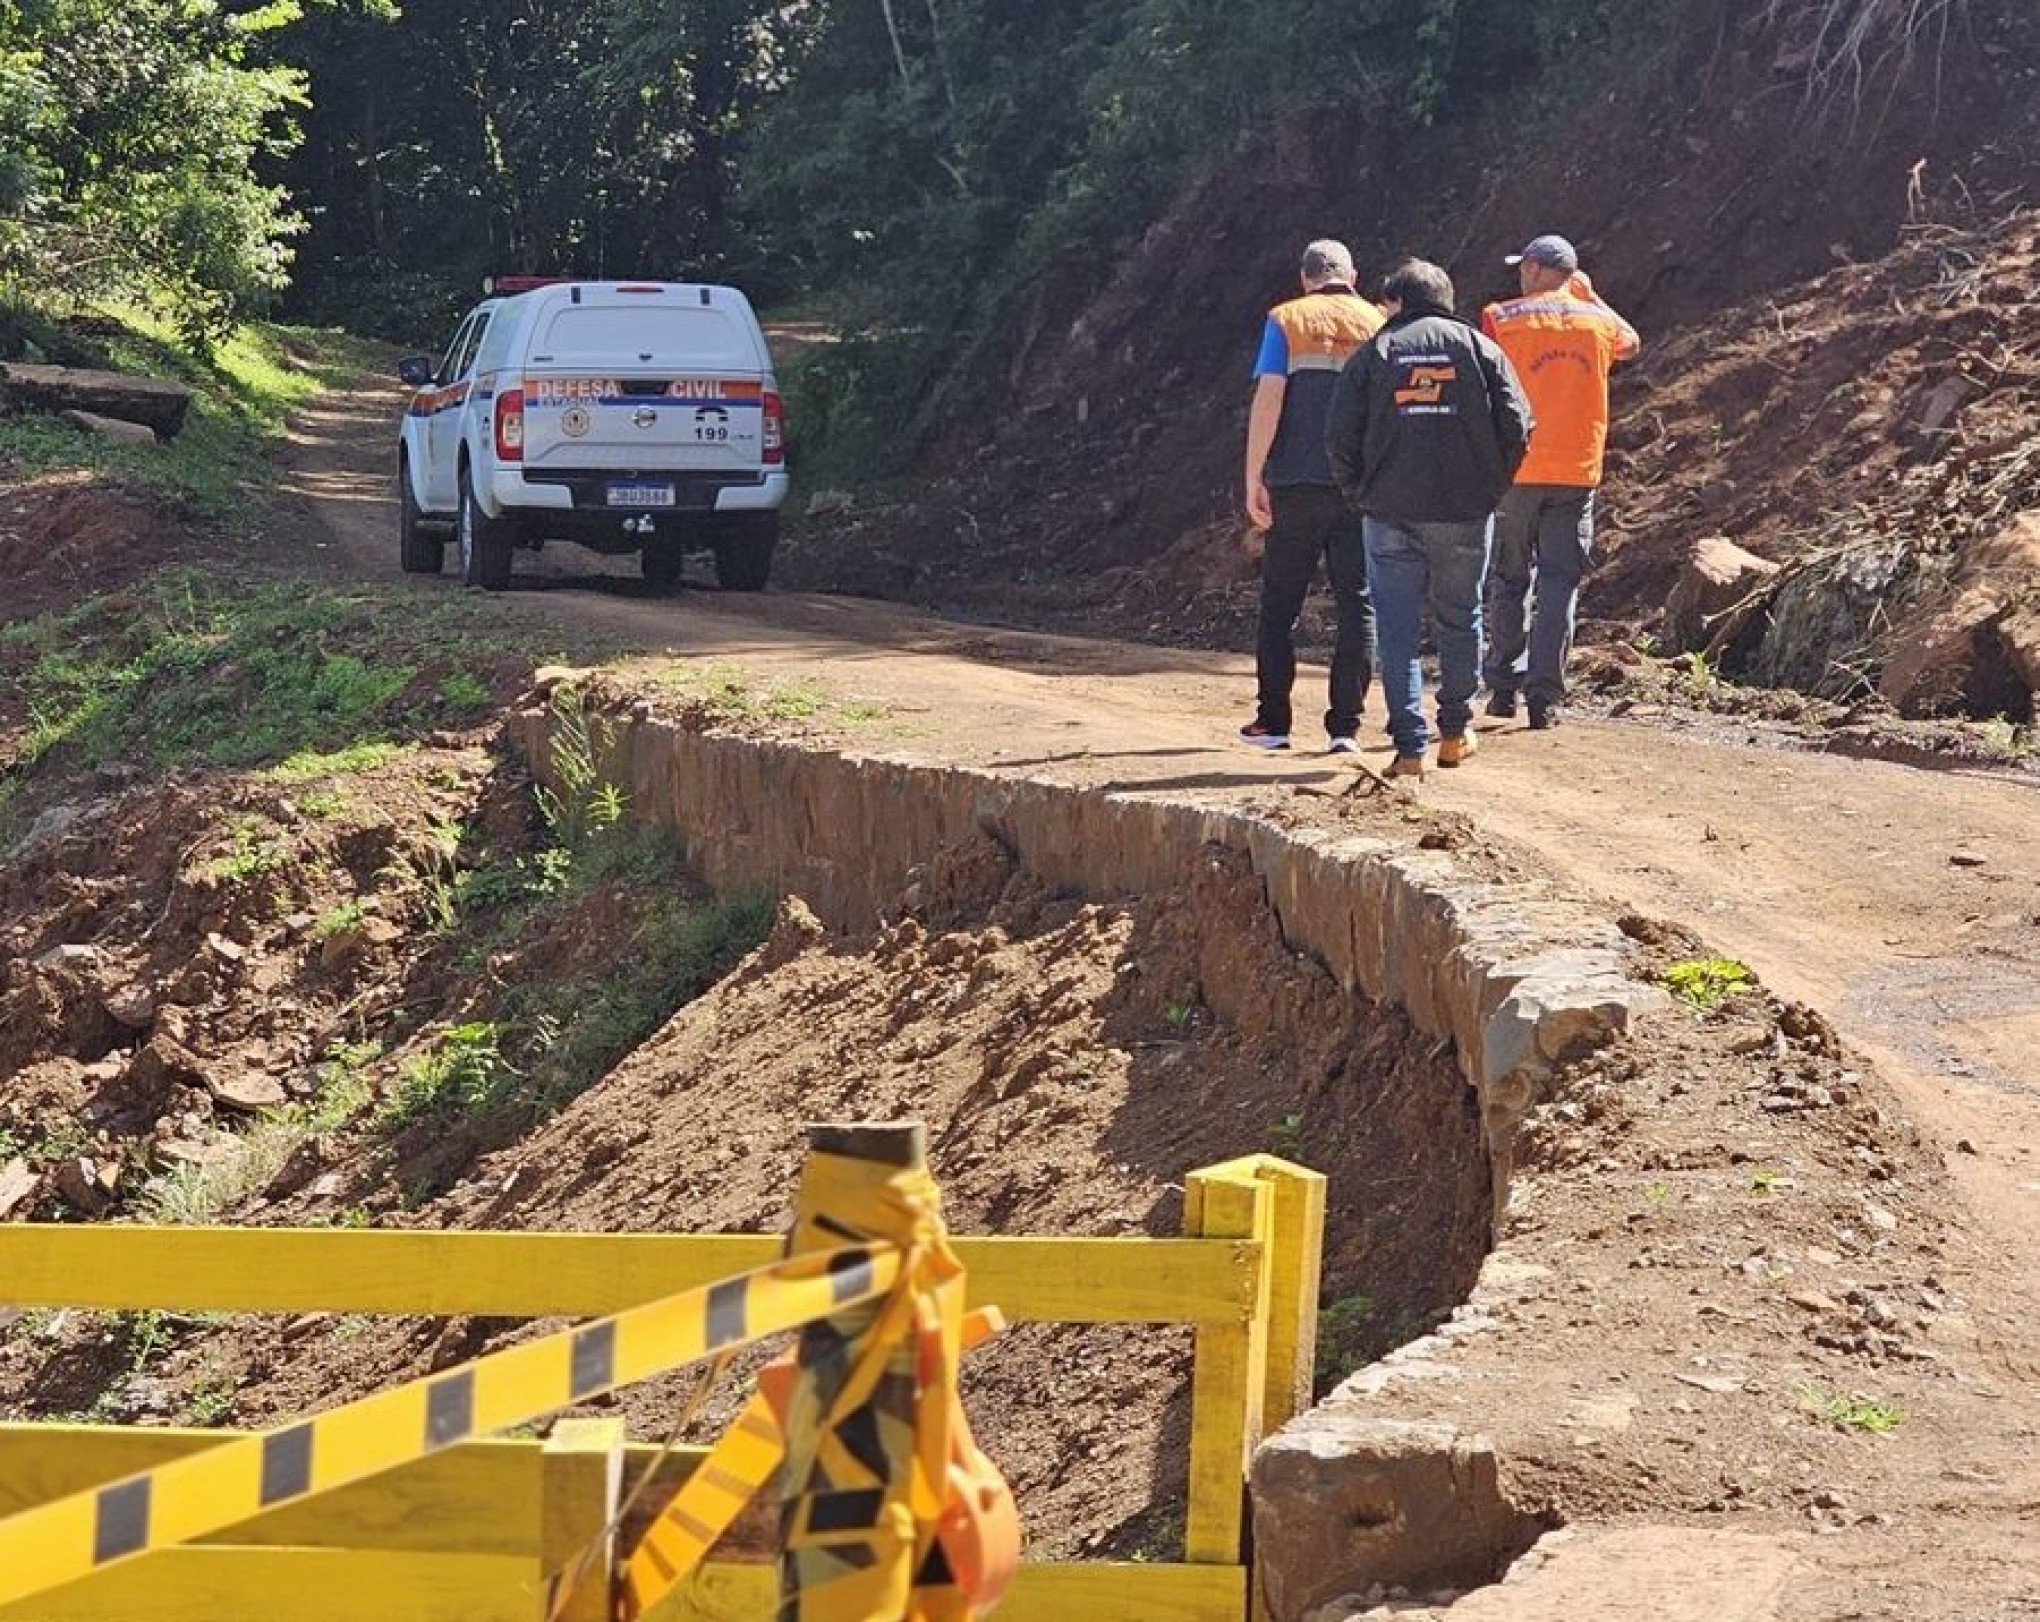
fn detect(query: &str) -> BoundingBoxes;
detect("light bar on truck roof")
[484,276,573,295]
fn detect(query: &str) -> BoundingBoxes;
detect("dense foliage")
[274,0,1673,333]
[0,0,312,344]
[2,0,1670,435]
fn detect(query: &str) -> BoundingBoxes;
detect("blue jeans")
[1484,484,1595,708]
[1363,515,1493,759]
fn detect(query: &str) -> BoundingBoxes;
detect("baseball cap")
[1301,239,1356,282]
[1505,234,1579,272]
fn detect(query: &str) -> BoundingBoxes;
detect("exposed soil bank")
[507,672,1656,1224]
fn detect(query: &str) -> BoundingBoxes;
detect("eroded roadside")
[0,363,2035,1617]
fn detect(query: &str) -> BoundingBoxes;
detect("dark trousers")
[1483,484,1595,708]
[1255,485,1375,738]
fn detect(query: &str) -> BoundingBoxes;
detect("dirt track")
[294,377,2040,1256]
[288,379,2040,1609]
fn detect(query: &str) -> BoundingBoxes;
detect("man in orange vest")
[1479,234,1640,729]
[1240,239,1386,752]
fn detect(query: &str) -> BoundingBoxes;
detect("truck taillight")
[494,388,525,462]
[762,390,785,465]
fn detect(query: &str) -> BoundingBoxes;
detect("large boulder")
[1662,536,1779,656]
[1251,1415,1541,1620]
[1751,533,1918,696]
[1877,513,2040,719]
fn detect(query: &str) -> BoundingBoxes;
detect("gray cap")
[1301,239,1356,283]
[1505,234,1579,272]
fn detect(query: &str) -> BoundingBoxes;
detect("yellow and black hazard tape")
[0,1243,899,1611]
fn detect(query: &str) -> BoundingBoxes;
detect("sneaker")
[1239,721,1290,750]
[1326,735,1360,755]
[1484,690,1518,720]
[1385,754,1427,780]
[1526,704,1561,731]
[1436,732,1479,768]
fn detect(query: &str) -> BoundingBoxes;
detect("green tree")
[0,0,311,344]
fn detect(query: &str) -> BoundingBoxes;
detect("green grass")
[1659,956,1757,1011]
[646,663,890,730]
[378,1021,518,1129]
[1799,1385,1905,1435]
[312,899,368,941]
[1316,1293,1377,1390]
[0,573,530,838]
[266,741,412,783]
[0,313,382,528]
[507,883,775,1116]
[200,815,289,886]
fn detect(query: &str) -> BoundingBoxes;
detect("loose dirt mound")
[1596,207,2040,716]
[0,474,192,625]
[1,831,1489,1559]
[0,745,500,1220]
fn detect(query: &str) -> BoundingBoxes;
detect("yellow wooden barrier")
[0,1231,1259,1324]
[0,1552,1244,1622]
[0,1155,1325,1620]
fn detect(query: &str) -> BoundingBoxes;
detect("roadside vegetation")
[0,572,521,834]
[0,309,382,524]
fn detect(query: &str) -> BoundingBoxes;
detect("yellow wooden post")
[1180,1167,1271,1566]
[541,1418,625,1622]
[1245,1157,1327,1431]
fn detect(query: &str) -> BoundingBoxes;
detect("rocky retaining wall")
[507,684,1656,1224]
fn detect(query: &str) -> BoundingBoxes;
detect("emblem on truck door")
[632,406,658,429]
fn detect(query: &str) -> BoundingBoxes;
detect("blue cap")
[1505,234,1579,272]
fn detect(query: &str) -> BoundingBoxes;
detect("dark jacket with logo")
[1325,305,1534,525]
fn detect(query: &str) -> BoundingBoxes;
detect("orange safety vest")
[1480,281,1639,488]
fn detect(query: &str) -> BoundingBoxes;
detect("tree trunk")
[0,364,192,440]
[876,0,913,93]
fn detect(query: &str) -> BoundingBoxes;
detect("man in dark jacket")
[1326,259,1533,777]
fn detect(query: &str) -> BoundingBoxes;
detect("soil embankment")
[281,360,2040,1611]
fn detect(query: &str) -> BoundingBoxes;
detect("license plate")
[605,482,676,509]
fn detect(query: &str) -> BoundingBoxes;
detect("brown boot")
[1436,732,1480,768]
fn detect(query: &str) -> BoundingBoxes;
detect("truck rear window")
[533,306,754,368]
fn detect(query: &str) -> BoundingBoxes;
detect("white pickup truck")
[395,279,788,591]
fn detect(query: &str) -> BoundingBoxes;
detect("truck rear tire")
[641,543,684,592]
[711,513,778,592]
[458,475,513,591]
[398,454,443,575]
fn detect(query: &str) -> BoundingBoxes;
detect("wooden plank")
[0,1230,1259,1325]
[0,1428,541,1554]
[1180,1170,1272,1566]
[1194,1154,1328,1430]
[542,1420,624,1622]
[653,1560,1246,1622]
[0,1549,536,1622]
[1,1553,1243,1622]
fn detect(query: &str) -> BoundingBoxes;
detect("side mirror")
[397,355,436,387]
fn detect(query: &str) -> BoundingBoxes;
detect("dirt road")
[291,379,2040,1607]
[298,378,2039,1209]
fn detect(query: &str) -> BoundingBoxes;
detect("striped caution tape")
[779,1139,1018,1622]
[614,1385,783,1616]
[0,1243,898,1612]
[614,1308,1009,1620]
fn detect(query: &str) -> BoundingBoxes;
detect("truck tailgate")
[522,372,764,473]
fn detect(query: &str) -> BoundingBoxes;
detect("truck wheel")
[457,474,513,591]
[712,514,779,592]
[398,453,443,575]
[641,543,685,593]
